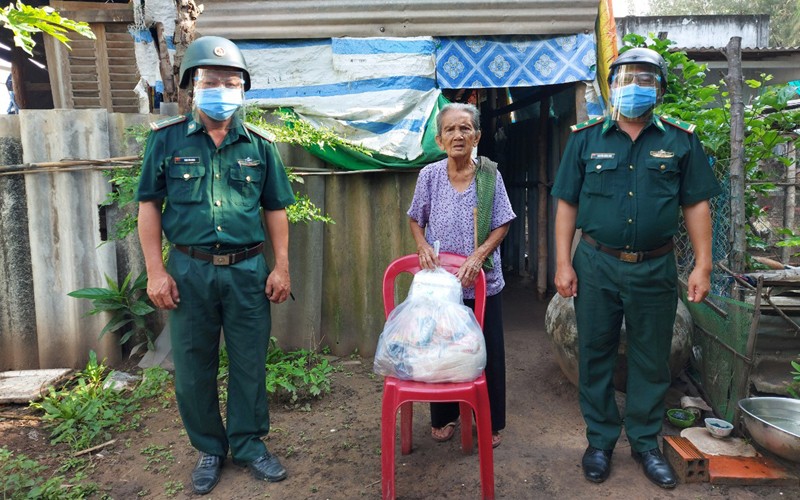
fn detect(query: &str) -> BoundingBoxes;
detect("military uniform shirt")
[551,114,722,250]
[137,114,295,248]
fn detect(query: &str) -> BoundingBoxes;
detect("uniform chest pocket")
[645,158,680,197]
[230,164,263,206]
[167,162,206,204]
[582,159,618,197]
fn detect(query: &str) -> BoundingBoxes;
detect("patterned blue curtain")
[435,34,596,89]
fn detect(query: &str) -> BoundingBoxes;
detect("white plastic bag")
[373,267,486,383]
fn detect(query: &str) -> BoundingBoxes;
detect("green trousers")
[167,248,272,462]
[572,239,677,452]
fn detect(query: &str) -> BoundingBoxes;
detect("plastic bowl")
[667,408,696,428]
[704,417,734,438]
[738,397,800,462]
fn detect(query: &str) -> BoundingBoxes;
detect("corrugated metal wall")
[197,0,598,39]
[0,110,155,370]
[0,109,423,369]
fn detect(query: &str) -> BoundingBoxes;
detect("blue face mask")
[194,88,243,121]
[611,84,658,118]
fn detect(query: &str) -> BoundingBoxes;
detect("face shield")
[192,68,246,124]
[609,65,661,122]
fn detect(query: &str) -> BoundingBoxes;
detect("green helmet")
[608,47,668,92]
[179,36,251,91]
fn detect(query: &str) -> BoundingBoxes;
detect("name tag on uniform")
[173,156,200,164]
[650,150,674,158]
[590,153,615,159]
[237,157,261,167]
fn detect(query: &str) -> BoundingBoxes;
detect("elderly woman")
[407,102,516,448]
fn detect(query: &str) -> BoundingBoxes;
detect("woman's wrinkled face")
[436,110,481,160]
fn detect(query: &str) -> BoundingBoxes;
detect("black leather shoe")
[234,450,288,482]
[191,452,223,495]
[632,448,677,489]
[582,446,613,483]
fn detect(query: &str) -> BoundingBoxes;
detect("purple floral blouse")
[407,158,516,299]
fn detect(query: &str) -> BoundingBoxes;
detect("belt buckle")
[619,251,640,263]
[212,254,231,266]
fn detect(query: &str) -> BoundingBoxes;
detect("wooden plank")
[107,49,135,59]
[69,49,96,58]
[72,81,99,90]
[51,9,134,24]
[43,35,73,108]
[71,76,98,85]
[51,1,133,12]
[106,23,135,33]
[91,23,113,111]
[70,66,98,75]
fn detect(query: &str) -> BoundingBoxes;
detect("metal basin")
[738,397,800,463]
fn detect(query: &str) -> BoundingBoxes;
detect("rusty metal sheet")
[197,0,598,39]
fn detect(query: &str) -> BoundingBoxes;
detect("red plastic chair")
[380,252,494,500]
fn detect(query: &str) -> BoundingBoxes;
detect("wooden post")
[782,142,796,264]
[173,0,201,114]
[724,37,746,274]
[536,99,549,300]
[93,23,113,111]
[155,22,177,103]
[10,47,26,110]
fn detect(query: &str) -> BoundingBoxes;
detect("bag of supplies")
[373,267,486,383]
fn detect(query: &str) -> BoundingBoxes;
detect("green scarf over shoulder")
[475,156,497,271]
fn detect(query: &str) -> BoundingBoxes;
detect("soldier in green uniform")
[551,48,721,489]
[137,36,295,495]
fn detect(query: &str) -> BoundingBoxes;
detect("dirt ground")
[2,276,800,499]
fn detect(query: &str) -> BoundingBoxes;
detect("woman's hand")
[456,254,484,288]
[417,243,440,270]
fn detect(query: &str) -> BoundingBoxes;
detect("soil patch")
[2,277,799,499]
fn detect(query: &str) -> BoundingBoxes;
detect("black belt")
[174,242,264,266]
[581,234,674,263]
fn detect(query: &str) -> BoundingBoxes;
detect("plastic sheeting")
[243,37,441,161]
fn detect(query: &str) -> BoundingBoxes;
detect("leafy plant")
[622,33,800,266]
[0,447,99,499]
[0,1,96,55]
[788,359,800,398]
[216,337,335,404]
[30,353,172,451]
[246,107,373,156]
[100,124,150,241]
[265,337,335,403]
[67,270,156,351]
[141,444,175,474]
[163,480,184,498]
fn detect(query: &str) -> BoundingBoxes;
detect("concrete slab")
[681,426,758,457]
[0,369,73,403]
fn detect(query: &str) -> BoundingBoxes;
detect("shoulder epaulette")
[149,115,187,131]
[660,115,696,134]
[570,116,604,132]
[244,122,275,142]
